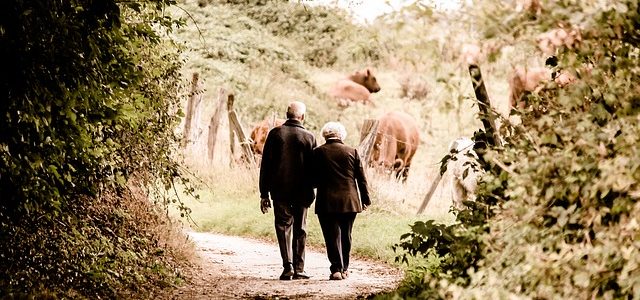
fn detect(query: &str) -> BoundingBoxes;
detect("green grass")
[172,163,457,265]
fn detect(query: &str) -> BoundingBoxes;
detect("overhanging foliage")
[390,0,640,298]
[1,0,191,297]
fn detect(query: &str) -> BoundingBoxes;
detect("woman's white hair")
[321,121,347,141]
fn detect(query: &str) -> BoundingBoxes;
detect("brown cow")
[508,66,551,109]
[508,64,576,109]
[329,68,381,107]
[249,117,285,156]
[369,111,420,182]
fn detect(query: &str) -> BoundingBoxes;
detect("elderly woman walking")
[312,122,371,281]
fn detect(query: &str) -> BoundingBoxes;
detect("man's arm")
[259,131,278,214]
[259,130,276,200]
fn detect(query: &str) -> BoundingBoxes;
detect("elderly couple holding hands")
[258,101,371,281]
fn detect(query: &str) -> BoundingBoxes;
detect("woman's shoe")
[279,267,294,280]
[329,272,343,280]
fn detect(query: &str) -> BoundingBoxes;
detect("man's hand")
[260,198,271,214]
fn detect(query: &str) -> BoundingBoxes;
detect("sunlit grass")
[173,149,462,265]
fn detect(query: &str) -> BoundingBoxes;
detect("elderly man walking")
[259,101,317,280]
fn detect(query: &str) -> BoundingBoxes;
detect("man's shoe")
[329,272,343,280]
[279,268,294,280]
[341,270,349,279]
[293,272,311,280]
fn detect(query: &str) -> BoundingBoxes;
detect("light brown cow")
[508,65,576,109]
[459,41,503,67]
[329,68,381,107]
[508,66,552,109]
[370,111,420,182]
[461,43,482,66]
[249,117,285,156]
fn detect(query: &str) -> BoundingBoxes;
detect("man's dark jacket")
[259,119,317,207]
[312,139,371,214]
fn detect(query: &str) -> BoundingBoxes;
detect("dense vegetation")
[1,0,191,297]
[1,0,390,297]
[390,0,640,298]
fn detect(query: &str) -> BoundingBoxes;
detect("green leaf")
[66,110,77,123]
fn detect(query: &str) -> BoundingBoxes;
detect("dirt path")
[169,231,403,299]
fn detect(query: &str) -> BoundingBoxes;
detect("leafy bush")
[212,0,383,67]
[1,0,191,297]
[389,0,640,298]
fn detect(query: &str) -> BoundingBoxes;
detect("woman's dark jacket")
[312,139,371,214]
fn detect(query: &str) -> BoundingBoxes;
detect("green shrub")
[1,1,191,297]
[389,0,640,298]
[217,0,383,67]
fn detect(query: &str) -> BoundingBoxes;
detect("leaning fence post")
[358,119,379,165]
[416,172,443,215]
[226,94,256,168]
[228,111,256,167]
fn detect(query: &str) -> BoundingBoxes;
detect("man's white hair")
[321,121,347,140]
[287,101,306,119]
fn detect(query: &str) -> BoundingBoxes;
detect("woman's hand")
[260,198,271,214]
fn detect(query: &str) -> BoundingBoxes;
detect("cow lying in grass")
[329,68,381,107]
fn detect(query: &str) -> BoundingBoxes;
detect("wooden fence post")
[207,88,227,162]
[416,172,443,215]
[226,94,256,167]
[227,94,236,165]
[358,119,379,165]
[418,64,500,215]
[270,112,278,128]
[468,64,500,146]
[183,72,203,147]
